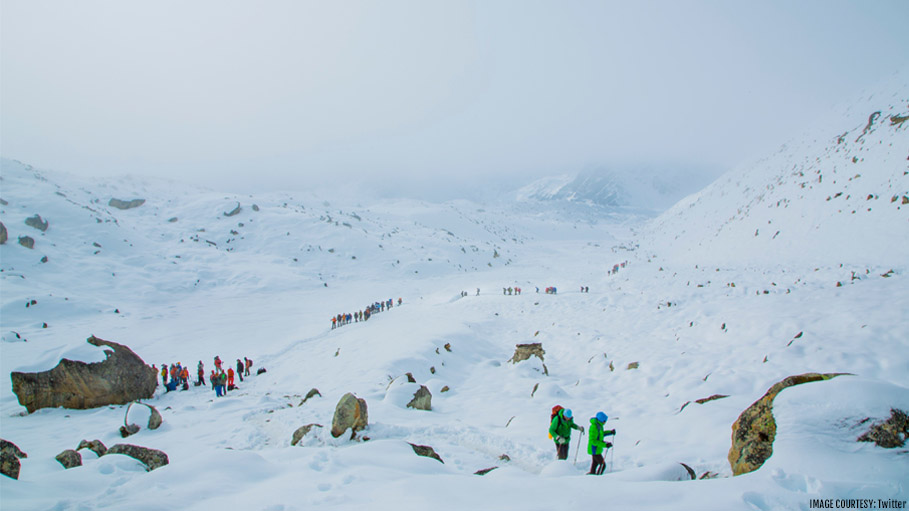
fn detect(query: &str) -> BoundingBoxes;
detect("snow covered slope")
[1,76,907,510]
[642,73,909,267]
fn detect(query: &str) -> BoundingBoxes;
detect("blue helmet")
[596,411,608,423]
[563,408,573,419]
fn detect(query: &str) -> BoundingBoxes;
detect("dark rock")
[120,424,140,438]
[11,336,157,413]
[168,217,178,223]
[405,372,416,383]
[408,443,443,463]
[695,394,729,404]
[125,402,163,431]
[626,362,640,370]
[24,214,48,232]
[858,408,909,448]
[1,439,27,480]
[224,203,241,217]
[728,372,849,476]
[508,343,545,364]
[109,198,145,210]
[55,449,82,469]
[406,385,432,411]
[257,368,266,375]
[252,204,260,212]
[18,236,35,249]
[679,462,696,480]
[331,393,368,439]
[107,444,168,471]
[299,388,322,406]
[444,343,452,352]
[440,386,450,393]
[0,221,7,244]
[77,439,108,457]
[291,424,322,446]
[475,466,498,475]
[41,256,48,263]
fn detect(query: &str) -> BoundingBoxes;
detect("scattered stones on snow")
[24,214,48,232]
[223,202,241,217]
[11,336,157,413]
[626,362,640,370]
[18,236,35,249]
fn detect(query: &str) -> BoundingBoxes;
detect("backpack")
[548,405,564,439]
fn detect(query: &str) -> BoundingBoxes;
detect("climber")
[587,411,615,475]
[549,408,583,460]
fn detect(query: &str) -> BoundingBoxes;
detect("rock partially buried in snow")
[728,372,849,476]
[10,336,157,413]
[106,444,168,471]
[77,439,107,457]
[108,198,146,210]
[125,402,163,431]
[291,424,322,446]
[406,385,432,411]
[331,393,368,439]
[55,449,82,469]
[18,236,34,249]
[223,202,241,217]
[24,214,48,232]
[408,443,443,463]
[299,388,322,406]
[0,221,7,244]
[857,408,909,448]
[1,439,27,480]
[508,343,545,364]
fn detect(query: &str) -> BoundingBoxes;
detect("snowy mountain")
[1,75,908,510]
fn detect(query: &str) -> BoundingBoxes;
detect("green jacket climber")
[587,414,616,455]
[549,408,582,445]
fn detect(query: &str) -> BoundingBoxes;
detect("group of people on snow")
[549,405,616,475]
[154,355,254,398]
[609,261,629,275]
[331,298,402,330]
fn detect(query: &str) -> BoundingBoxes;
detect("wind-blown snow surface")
[1,87,908,509]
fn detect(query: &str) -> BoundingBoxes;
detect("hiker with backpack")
[549,407,584,460]
[587,411,615,475]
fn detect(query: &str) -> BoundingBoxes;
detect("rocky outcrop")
[728,372,848,476]
[1,439,27,480]
[291,424,322,446]
[77,439,107,457]
[508,343,545,364]
[331,393,368,439]
[0,221,8,244]
[18,236,34,249]
[55,449,82,469]
[106,444,168,471]
[11,336,157,413]
[24,214,48,232]
[858,408,908,448]
[408,443,443,463]
[406,385,432,411]
[108,198,145,210]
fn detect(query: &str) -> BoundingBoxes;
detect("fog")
[2,1,908,201]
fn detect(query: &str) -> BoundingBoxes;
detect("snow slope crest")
[643,73,909,267]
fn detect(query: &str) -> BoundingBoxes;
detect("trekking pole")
[573,430,584,465]
[609,431,616,473]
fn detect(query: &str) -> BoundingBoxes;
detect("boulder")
[108,198,146,210]
[24,214,48,232]
[858,408,909,448]
[1,439,27,480]
[107,444,168,471]
[408,443,443,463]
[508,343,545,364]
[11,336,157,413]
[406,385,432,411]
[0,221,7,244]
[728,372,848,475]
[55,449,82,469]
[18,236,35,249]
[331,393,368,439]
[77,439,107,457]
[291,424,322,446]
[120,424,140,438]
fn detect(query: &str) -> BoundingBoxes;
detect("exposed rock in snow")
[55,449,81,469]
[331,393,368,439]
[406,385,432,411]
[106,444,168,472]
[108,198,146,210]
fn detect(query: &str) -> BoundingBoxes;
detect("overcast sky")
[2,1,908,200]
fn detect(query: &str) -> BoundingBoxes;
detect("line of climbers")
[609,260,629,275]
[154,356,255,398]
[332,298,403,330]
[549,405,616,475]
